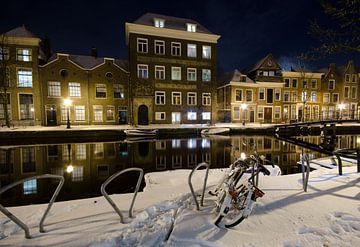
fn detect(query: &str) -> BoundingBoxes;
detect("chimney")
[91,47,98,58]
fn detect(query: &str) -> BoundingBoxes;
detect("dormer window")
[154,18,165,28]
[187,23,197,32]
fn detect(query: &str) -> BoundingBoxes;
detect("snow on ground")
[0,162,359,246]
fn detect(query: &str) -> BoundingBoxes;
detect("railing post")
[334,153,343,175]
[188,162,210,211]
[357,149,360,173]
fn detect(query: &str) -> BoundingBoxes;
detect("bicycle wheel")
[222,187,249,228]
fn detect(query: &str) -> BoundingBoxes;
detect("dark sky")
[1,0,359,72]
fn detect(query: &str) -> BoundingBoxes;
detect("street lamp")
[63,98,72,129]
[338,103,345,120]
[241,103,248,126]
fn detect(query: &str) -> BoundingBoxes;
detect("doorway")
[138,105,149,125]
[46,105,57,126]
[264,107,272,123]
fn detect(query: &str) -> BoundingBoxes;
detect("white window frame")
[311,79,317,89]
[259,88,265,100]
[17,68,33,88]
[310,91,317,102]
[69,82,81,97]
[332,93,339,103]
[171,67,181,80]
[292,79,298,88]
[284,91,290,102]
[275,88,281,101]
[344,86,350,98]
[187,92,197,105]
[95,84,107,99]
[16,48,32,62]
[155,91,166,105]
[284,78,290,88]
[172,92,182,105]
[202,112,211,120]
[187,44,197,57]
[48,81,61,97]
[258,106,264,119]
[235,89,243,102]
[137,38,148,53]
[106,105,115,122]
[171,42,181,56]
[137,64,148,79]
[351,86,357,99]
[154,18,165,28]
[329,79,335,90]
[202,46,211,59]
[187,23,197,32]
[187,112,197,120]
[155,112,166,120]
[93,105,103,122]
[154,40,165,55]
[74,105,85,121]
[245,89,253,102]
[155,65,165,80]
[202,69,211,82]
[202,93,211,106]
[274,106,281,119]
[187,68,197,81]
[323,93,330,103]
[233,106,240,120]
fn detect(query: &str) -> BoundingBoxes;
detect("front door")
[118,110,127,124]
[250,109,255,123]
[138,105,149,125]
[264,107,272,123]
[172,112,181,124]
[46,105,57,126]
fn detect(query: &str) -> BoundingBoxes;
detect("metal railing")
[300,152,311,192]
[333,148,360,175]
[188,162,210,211]
[101,168,144,223]
[0,174,64,239]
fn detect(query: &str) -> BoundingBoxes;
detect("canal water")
[0,135,358,206]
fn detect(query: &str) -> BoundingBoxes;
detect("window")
[234,106,240,120]
[17,68,32,87]
[156,156,166,169]
[352,74,357,83]
[93,106,103,121]
[302,80,308,89]
[235,89,242,101]
[284,78,290,88]
[202,112,211,120]
[171,42,181,56]
[69,82,81,97]
[171,67,181,80]
[269,71,274,76]
[258,106,264,119]
[137,38,148,53]
[311,92,317,102]
[332,93,339,103]
[284,91,289,102]
[188,138,196,149]
[113,84,124,99]
[61,106,68,122]
[275,89,281,101]
[76,144,86,160]
[106,106,115,121]
[187,92,197,105]
[323,93,330,103]
[202,46,211,59]
[137,64,148,79]
[274,106,281,119]
[19,94,34,120]
[292,79,297,88]
[154,40,165,55]
[344,86,350,98]
[345,74,350,82]
[291,92,298,102]
[155,112,166,120]
[172,139,181,148]
[0,93,11,120]
[329,80,335,90]
[48,81,61,97]
[154,18,165,28]
[246,90,252,102]
[301,91,307,102]
[202,93,211,105]
[156,141,166,150]
[352,86,357,99]
[16,48,32,61]
[23,179,37,195]
[187,23,197,32]
[172,92,181,105]
[155,91,165,105]
[0,47,9,60]
[187,68,197,81]
[187,44,197,57]
[259,88,265,100]
[283,105,289,120]
[187,112,197,120]
[202,69,211,82]
[95,84,106,98]
[311,79,317,89]
[75,105,85,121]
[172,155,182,168]
[155,66,165,80]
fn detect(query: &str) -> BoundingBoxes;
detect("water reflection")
[0,135,359,206]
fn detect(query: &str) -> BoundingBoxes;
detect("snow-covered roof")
[2,25,38,38]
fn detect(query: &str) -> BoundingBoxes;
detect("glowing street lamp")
[241,103,248,125]
[338,103,345,119]
[63,98,72,129]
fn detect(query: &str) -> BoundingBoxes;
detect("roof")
[221,69,255,84]
[45,53,129,71]
[2,25,38,38]
[133,13,213,34]
[246,53,281,74]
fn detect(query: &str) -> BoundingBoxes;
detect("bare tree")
[300,0,360,60]
[0,34,11,128]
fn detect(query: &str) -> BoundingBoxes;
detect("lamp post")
[338,103,345,120]
[241,103,248,126]
[63,98,72,129]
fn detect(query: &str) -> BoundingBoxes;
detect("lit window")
[75,105,85,121]
[106,105,115,121]
[187,44,197,57]
[154,18,165,28]
[69,82,81,97]
[269,71,274,76]
[171,67,181,80]
[187,112,197,120]
[323,93,330,103]
[187,68,197,81]
[93,105,103,121]
[48,81,61,97]
[202,93,211,106]
[258,106,264,119]
[137,64,148,79]
[202,69,211,82]
[274,106,281,119]
[311,92,317,102]
[172,139,181,148]
[155,112,166,120]
[113,84,124,99]
[72,166,83,182]
[301,91,307,102]
[155,66,165,80]
[201,139,210,148]
[235,90,242,101]
[329,80,335,90]
[187,92,197,105]
[17,68,32,87]
[155,91,165,105]
[76,144,86,160]
[202,46,211,59]
[96,84,106,98]
[303,80,308,89]
[187,139,197,149]
[202,112,211,120]
[172,92,182,105]
[187,23,197,32]
[171,42,181,56]
[0,93,11,120]
[19,94,34,120]
[0,47,9,60]
[17,49,32,61]
[155,40,165,55]
[23,179,37,195]
[245,90,252,102]
[137,38,148,53]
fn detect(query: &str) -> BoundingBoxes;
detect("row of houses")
[0,13,359,127]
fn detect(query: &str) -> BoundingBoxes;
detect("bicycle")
[211,152,273,228]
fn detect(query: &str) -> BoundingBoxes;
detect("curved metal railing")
[0,174,64,239]
[101,168,144,223]
[188,162,210,211]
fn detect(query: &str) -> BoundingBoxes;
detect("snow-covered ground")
[0,161,359,246]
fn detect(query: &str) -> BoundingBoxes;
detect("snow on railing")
[188,162,210,211]
[0,174,64,239]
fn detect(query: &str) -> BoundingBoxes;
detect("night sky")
[1,0,359,73]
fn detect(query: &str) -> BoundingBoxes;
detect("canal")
[0,135,359,206]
